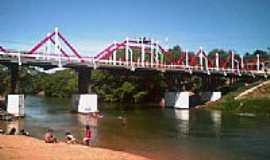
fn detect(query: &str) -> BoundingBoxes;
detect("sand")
[0,135,151,160]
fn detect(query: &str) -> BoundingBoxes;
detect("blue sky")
[0,0,270,56]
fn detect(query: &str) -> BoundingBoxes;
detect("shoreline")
[0,135,151,160]
[197,97,270,115]
[194,80,270,114]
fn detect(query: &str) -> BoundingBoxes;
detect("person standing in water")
[83,125,91,145]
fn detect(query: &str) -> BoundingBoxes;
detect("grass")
[207,80,270,114]
[211,98,270,113]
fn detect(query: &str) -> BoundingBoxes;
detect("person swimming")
[44,129,57,143]
[117,116,127,127]
[82,125,91,145]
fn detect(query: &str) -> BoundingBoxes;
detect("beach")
[0,135,151,160]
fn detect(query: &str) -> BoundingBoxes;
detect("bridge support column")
[200,91,222,102]
[7,64,24,117]
[73,68,98,113]
[200,75,209,91]
[165,92,201,109]
[229,76,238,85]
[164,73,171,91]
[77,68,91,94]
[10,64,20,94]
[165,73,182,91]
[207,75,220,91]
[198,74,222,102]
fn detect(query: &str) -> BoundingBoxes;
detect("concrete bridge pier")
[228,75,242,86]
[164,73,178,91]
[164,73,223,109]
[207,75,220,91]
[164,72,189,92]
[200,74,210,91]
[199,75,222,102]
[201,74,222,91]
[72,68,98,113]
[9,64,20,94]
[229,76,234,85]
[164,73,201,109]
[7,64,24,117]
[77,67,91,94]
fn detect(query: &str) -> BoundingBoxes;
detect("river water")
[1,96,270,160]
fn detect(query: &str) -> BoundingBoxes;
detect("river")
[1,96,270,160]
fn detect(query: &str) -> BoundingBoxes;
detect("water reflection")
[170,109,223,138]
[210,110,222,136]
[77,114,99,144]
[174,109,190,136]
[77,114,98,127]
[0,120,24,134]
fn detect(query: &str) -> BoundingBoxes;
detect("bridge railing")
[0,51,267,77]
[0,51,94,65]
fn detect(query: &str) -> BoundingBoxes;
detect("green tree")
[166,45,182,64]
[0,65,9,95]
[208,49,229,60]
[42,69,77,98]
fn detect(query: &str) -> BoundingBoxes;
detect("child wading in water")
[83,125,91,145]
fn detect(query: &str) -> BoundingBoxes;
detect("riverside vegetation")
[208,80,270,114]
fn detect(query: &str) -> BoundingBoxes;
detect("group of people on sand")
[0,125,92,146]
[0,127,30,136]
[1,112,127,146]
[44,125,92,146]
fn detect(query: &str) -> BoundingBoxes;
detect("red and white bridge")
[0,28,267,77]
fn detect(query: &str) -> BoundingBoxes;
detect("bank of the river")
[206,80,270,114]
[0,135,151,160]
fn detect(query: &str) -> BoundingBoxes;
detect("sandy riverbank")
[0,135,151,160]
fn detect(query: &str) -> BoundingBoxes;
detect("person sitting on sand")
[83,125,91,145]
[8,127,16,135]
[20,129,30,136]
[0,128,4,134]
[44,129,57,143]
[65,132,76,144]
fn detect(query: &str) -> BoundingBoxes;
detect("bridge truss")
[0,28,267,77]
